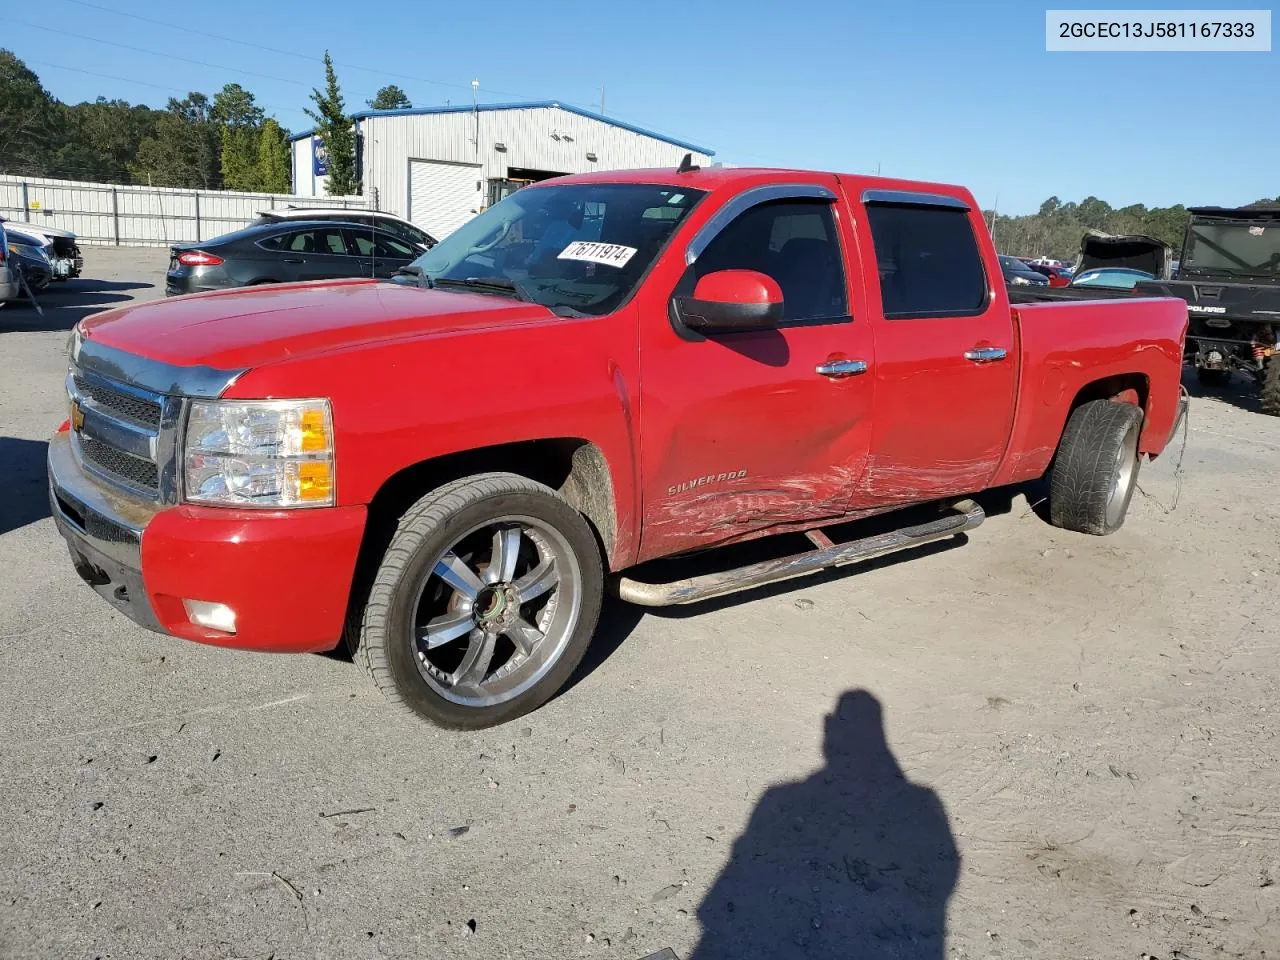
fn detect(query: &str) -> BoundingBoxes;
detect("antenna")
[676,153,699,174]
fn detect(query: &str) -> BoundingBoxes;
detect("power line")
[21,57,310,119]
[2,18,311,88]
[47,0,538,99]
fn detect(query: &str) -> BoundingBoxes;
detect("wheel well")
[1068,374,1149,415]
[364,438,618,560]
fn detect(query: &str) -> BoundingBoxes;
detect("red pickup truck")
[50,165,1188,728]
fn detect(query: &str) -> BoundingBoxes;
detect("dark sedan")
[998,255,1049,287]
[165,220,418,296]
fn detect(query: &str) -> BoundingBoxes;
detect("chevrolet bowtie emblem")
[70,400,85,433]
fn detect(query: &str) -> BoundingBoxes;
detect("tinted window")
[866,204,988,318]
[286,229,349,254]
[381,220,432,247]
[351,232,415,258]
[692,200,848,323]
[258,234,283,251]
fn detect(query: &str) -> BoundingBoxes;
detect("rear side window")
[866,204,988,318]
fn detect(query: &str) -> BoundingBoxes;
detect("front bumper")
[49,430,367,653]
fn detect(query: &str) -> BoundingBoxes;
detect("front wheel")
[357,473,603,729]
[1048,399,1143,536]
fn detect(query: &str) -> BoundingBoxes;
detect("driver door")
[636,186,875,562]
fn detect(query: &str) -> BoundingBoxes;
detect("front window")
[404,183,705,316]
[1182,218,1280,280]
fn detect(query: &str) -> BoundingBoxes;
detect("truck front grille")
[72,375,162,428]
[79,437,160,492]
[68,368,172,500]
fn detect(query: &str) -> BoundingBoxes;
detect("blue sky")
[6,0,1276,214]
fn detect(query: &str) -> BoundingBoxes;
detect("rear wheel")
[1048,399,1143,536]
[356,473,603,729]
[1261,360,1280,417]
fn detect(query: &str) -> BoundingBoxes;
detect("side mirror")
[674,269,783,333]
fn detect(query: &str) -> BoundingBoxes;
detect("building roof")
[288,100,714,156]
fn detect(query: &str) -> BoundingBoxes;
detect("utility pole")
[600,84,606,115]
[471,79,480,157]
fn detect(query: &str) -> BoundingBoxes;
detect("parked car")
[999,255,1049,286]
[165,220,420,296]
[0,219,83,280]
[1008,231,1175,305]
[1029,262,1073,287]
[5,228,54,292]
[1070,267,1155,291]
[0,222,17,303]
[254,208,436,253]
[51,166,1187,729]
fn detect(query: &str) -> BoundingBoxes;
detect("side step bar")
[616,500,985,607]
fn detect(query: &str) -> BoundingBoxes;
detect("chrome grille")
[72,375,161,428]
[68,368,172,500]
[80,437,159,491]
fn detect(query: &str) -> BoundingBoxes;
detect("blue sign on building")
[313,137,329,177]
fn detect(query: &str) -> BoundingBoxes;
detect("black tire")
[355,472,603,729]
[1261,360,1280,417]
[1195,367,1230,387]
[1048,400,1143,536]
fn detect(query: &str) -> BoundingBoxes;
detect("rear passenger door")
[850,190,1017,506]
[279,228,361,281]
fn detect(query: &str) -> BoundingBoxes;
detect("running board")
[616,500,985,607]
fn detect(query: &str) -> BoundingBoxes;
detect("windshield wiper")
[433,276,532,302]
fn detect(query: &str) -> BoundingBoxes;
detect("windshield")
[1182,219,1280,279]
[403,182,705,316]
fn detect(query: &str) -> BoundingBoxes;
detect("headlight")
[183,399,335,508]
[1011,276,1031,286]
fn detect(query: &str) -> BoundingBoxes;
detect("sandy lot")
[1,248,1277,960]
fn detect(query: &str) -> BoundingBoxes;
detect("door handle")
[282,257,304,264]
[964,346,1007,363]
[815,359,868,379]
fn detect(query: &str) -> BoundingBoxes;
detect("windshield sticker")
[1249,225,1266,236]
[558,241,637,268]
[668,193,685,204]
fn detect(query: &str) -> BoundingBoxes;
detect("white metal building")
[290,101,714,239]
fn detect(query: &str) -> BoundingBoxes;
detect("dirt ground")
[1,248,1277,960]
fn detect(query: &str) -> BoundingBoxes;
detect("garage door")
[409,159,481,240]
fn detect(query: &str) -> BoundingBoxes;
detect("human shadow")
[690,691,958,960]
[0,437,51,535]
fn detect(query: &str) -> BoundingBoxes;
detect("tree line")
[0,48,412,196]
[988,193,1279,261]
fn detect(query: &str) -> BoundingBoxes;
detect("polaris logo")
[1188,305,1227,314]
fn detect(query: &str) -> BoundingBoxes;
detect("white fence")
[0,174,369,248]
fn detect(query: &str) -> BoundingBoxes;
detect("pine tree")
[256,118,292,193]
[305,51,359,196]
[368,85,411,110]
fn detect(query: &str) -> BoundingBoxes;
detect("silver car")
[0,223,18,303]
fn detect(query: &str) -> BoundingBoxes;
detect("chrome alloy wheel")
[1105,414,1141,529]
[407,515,583,708]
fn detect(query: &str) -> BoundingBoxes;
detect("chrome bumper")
[48,429,164,633]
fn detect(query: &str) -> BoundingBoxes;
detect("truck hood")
[1076,231,1172,280]
[80,278,557,372]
